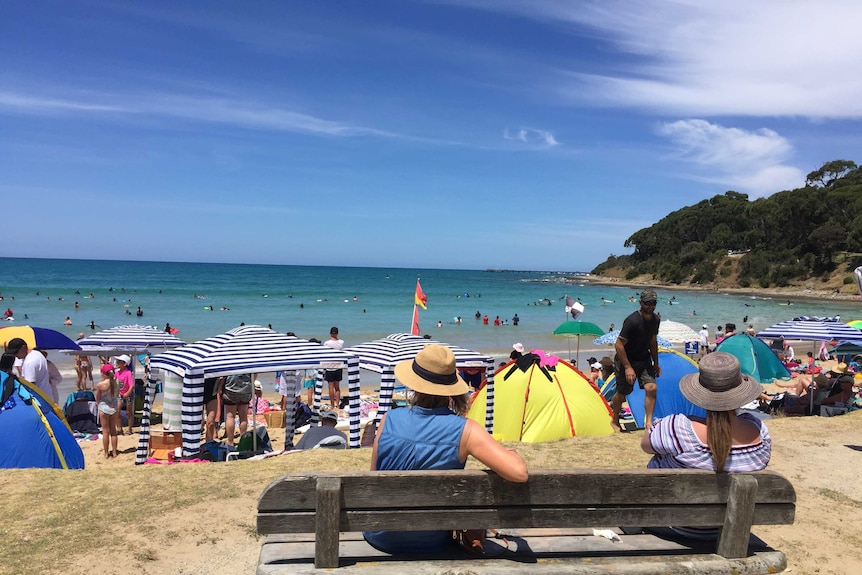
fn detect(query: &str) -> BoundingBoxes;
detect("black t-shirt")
[618,310,660,362]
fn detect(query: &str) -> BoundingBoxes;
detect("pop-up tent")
[602,348,704,429]
[466,351,613,441]
[0,372,85,469]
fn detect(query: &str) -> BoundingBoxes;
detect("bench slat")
[258,469,795,511]
[257,503,796,534]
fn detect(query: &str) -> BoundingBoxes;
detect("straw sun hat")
[394,344,469,397]
[679,352,762,411]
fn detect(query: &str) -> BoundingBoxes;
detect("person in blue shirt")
[363,345,528,554]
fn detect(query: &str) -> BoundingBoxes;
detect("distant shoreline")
[580,275,861,304]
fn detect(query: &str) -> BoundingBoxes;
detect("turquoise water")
[2,257,861,364]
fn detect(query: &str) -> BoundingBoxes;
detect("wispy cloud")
[0,88,399,139]
[657,119,804,196]
[503,127,559,148]
[455,0,862,118]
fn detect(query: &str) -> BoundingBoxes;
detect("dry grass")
[1,412,861,575]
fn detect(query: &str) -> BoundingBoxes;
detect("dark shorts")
[613,358,657,396]
[324,369,343,382]
[203,377,218,404]
[221,395,248,407]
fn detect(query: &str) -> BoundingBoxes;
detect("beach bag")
[294,402,312,428]
[237,426,272,453]
[222,374,253,404]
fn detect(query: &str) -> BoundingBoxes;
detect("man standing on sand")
[7,338,52,401]
[611,289,661,432]
[323,327,345,409]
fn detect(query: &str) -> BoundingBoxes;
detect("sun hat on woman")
[679,352,761,411]
[394,344,470,397]
[101,364,115,375]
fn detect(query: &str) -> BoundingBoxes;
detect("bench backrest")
[257,468,795,567]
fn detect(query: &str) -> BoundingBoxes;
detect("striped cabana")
[343,333,496,433]
[136,325,361,463]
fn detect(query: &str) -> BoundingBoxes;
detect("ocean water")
[3,257,861,368]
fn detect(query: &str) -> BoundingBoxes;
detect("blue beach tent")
[602,348,705,429]
[0,372,85,470]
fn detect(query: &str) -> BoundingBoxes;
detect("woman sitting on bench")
[641,352,771,537]
[363,344,528,555]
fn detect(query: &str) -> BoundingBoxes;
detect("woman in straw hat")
[363,344,528,555]
[641,352,771,475]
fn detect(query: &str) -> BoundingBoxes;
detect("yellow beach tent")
[466,353,613,442]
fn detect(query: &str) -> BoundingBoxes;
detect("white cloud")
[503,127,559,148]
[657,119,804,195]
[458,0,862,118]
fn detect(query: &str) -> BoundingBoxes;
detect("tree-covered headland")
[592,160,862,290]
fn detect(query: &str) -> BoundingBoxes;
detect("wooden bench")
[256,469,795,574]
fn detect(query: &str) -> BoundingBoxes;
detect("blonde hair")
[103,369,117,397]
[705,410,733,472]
[409,391,469,416]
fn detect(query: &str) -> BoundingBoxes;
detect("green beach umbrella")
[553,321,604,365]
[847,320,862,330]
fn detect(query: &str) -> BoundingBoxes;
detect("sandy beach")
[3,363,862,575]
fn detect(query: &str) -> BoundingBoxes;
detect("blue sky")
[2,1,861,271]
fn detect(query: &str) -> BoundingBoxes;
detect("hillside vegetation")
[592,160,862,290]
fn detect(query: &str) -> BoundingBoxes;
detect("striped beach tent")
[136,325,361,463]
[757,319,862,342]
[343,333,495,432]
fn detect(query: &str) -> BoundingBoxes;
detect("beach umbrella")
[592,329,674,348]
[75,324,185,352]
[0,326,80,350]
[657,320,700,343]
[343,333,495,432]
[757,319,862,342]
[847,320,862,330]
[137,325,362,463]
[553,321,604,365]
[716,334,791,383]
[827,340,862,362]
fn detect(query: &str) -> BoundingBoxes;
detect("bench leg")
[717,474,757,559]
[315,477,342,568]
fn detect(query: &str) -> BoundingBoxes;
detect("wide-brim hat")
[831,362,848,375]
[679,352,762,411]
[394,344,470,396]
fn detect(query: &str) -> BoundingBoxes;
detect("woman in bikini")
[95,364,120,458]
[74,354,94,391]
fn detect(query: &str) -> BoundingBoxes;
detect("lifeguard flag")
[414,279,428,310]
[411,305,421,336]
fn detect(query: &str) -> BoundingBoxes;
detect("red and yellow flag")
[414,279,427,310]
